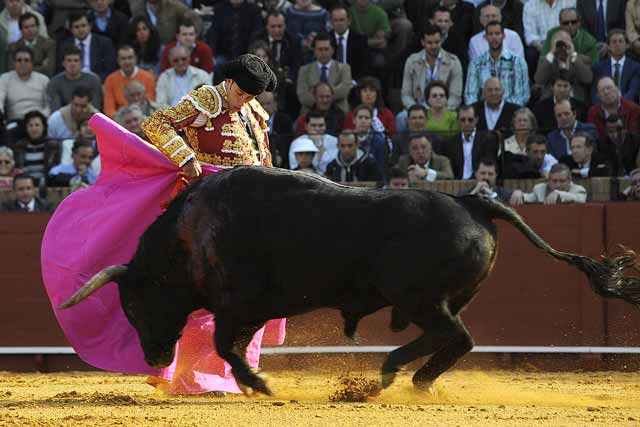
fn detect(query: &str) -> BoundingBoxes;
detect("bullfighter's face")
[118,276,190,368]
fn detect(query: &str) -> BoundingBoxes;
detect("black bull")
[60,166,640,395]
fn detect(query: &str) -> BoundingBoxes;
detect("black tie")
[613,62,621,88]
[337,36,345,63]
[272,41,281,64]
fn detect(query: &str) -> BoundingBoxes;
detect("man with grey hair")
[155,45,210,107]
[510,162,587,204]
[124,80,160,117]
[473,77,519,136]
[469,4,524,62]
[114,104,147,140]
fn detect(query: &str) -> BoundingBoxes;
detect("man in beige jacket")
[395,134,453,182]
[400,23,463,112]
[510,163,588,205]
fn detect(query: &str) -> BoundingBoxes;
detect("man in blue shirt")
[48,140,98,187]
[465,20,529,106]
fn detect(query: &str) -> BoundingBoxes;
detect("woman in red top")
[343,76,396,136]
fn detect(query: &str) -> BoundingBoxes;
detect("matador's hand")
[182,158,202,178]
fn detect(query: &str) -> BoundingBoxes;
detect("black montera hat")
[222,54,277,95]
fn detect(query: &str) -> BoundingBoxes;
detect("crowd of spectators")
[0,0,640,212]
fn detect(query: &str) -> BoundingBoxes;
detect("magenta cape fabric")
[41,114,286,393]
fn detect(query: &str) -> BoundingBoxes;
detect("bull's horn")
[58,265,128,309]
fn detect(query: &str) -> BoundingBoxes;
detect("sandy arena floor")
[0,369,639,427]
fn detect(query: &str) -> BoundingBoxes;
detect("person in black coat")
[531,71,586,133]
[328,5,369,80]
[325,130,381,182]
[472,77,519,138]
[251,11,302,81]
[0,174,53,212]
[206,0,263,63]
[87,0,130,47]
[559,131,611,178]
[56,12,116,81]
[442,105,499,179]
[597,114,640,176]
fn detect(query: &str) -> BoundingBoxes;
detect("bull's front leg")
[214,317,272,396]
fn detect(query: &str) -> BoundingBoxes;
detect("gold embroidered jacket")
[141,82,272,168]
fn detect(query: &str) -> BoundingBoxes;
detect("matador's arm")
[141,86,222,167]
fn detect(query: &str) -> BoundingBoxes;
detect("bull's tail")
[468,196,640,308]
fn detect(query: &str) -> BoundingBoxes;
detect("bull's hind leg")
[410,317,473,390]
[214,317,271,395]
[380,305,471,390]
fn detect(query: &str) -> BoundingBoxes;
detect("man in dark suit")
[443,105,499,179]
[546,99,598,160]
[329,5,369,80]
[473,77,519,138]
[559,132,611,178]
[0,174,53,213]
[592,29,640,103]
[532,72,586,133]
[251,11,302,80]
[87,0,130,47]
[206,0,263,64]
[458,157,513,203]
[56,12,116,81]
[598,114,640,176]
[577,0,626,44]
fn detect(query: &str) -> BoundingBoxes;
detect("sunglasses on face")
[15,58,31,62]
[561,20,578,25]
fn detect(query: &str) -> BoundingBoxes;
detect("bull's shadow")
[59,167,640,396]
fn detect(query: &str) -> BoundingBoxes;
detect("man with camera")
[535,29,593,103]
[542,8,599,64]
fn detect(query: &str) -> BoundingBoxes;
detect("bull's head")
[58,264,196,369]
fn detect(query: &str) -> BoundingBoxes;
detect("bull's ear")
[58,265,128,309]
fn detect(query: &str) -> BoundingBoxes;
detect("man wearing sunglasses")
[541,8,599,64]
[155,45,210,108]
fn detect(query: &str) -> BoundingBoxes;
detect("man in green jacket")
[542,7,599,64]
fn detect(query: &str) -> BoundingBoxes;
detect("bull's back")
[181,167,498,307]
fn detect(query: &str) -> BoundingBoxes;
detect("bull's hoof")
[380,371,397,389]
[350,332,362,345]
[413,379,435,394]
[251,375,273,396]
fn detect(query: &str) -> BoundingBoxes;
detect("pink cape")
[41,114,286,394]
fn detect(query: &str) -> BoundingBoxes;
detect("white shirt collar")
[335,29,349,40]
[20,198,35,212]
[485,99,504,112]
[611,56,626,67]
[462,129,476,143]
[75,33,91,46]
